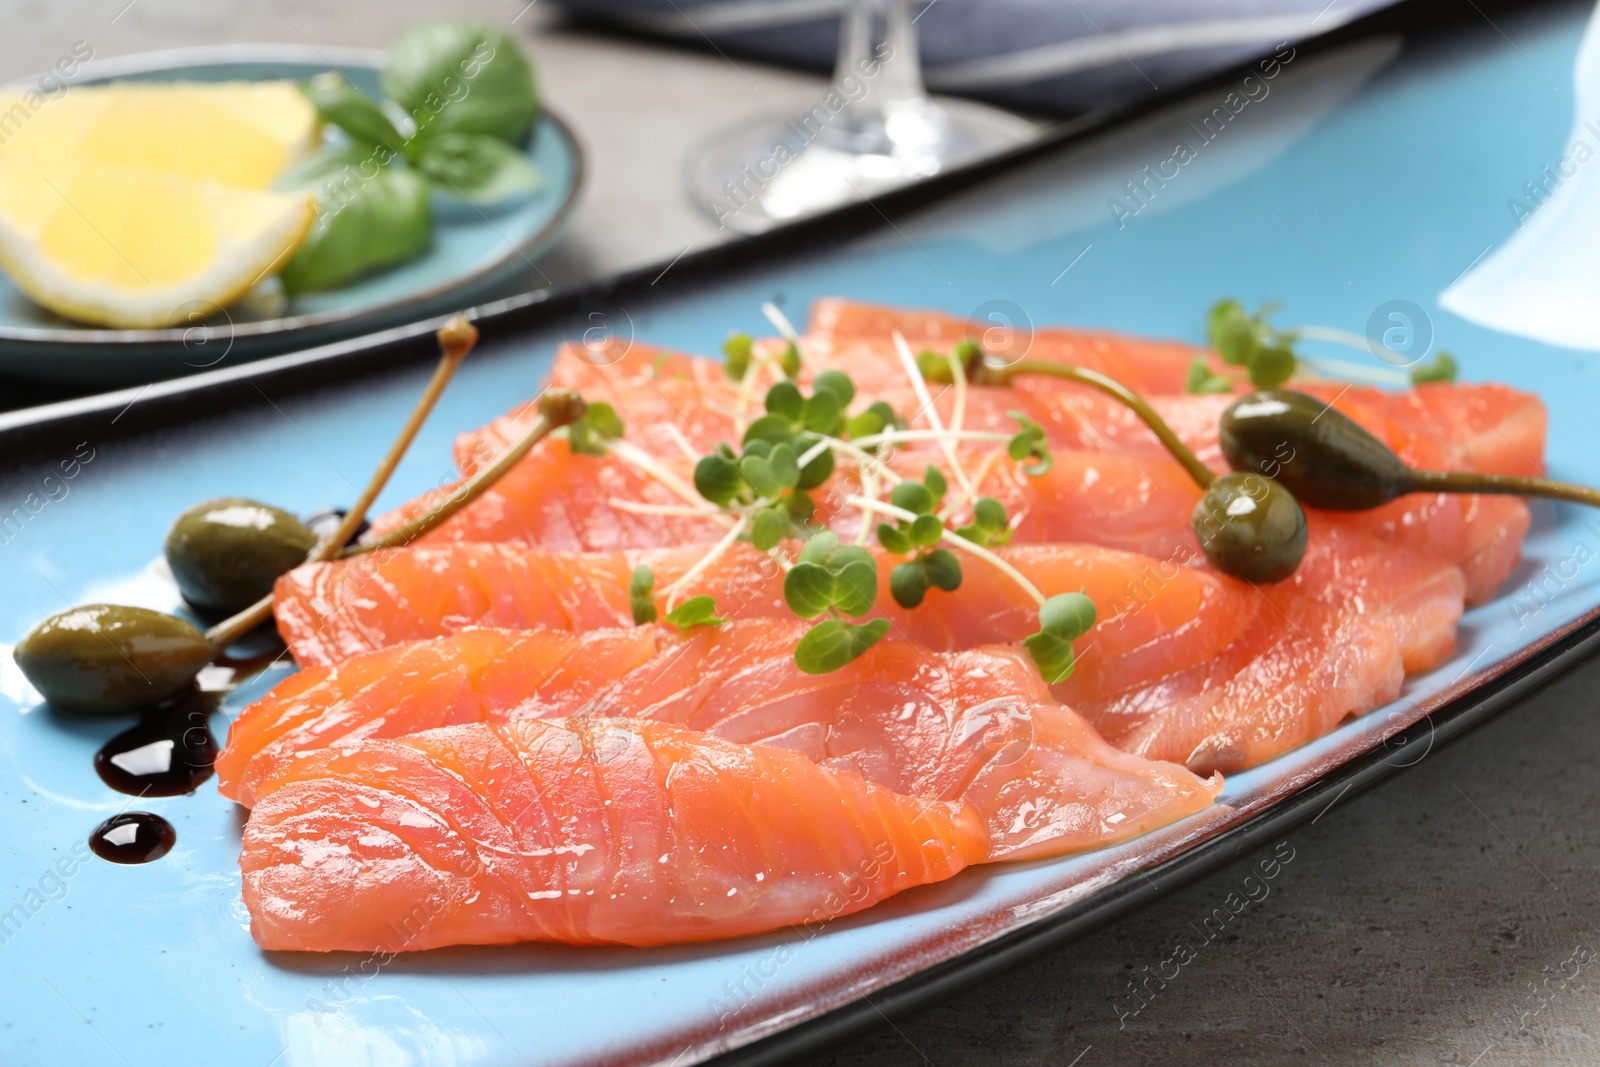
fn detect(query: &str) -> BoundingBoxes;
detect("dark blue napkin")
[550,0,1398,114]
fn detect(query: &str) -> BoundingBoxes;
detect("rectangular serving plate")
[4,2,1599,1065]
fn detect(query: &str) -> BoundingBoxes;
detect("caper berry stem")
[346,389,587,555]
[971,358,1217,491]
[202,315,481,650]
[1405,469,1600,509]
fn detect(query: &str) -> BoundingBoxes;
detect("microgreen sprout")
[566,401,625,456]
[783,532,891,673]
[1410,349,1458,385]
[1022,592,1097,684]
[723,333,753,382]
[665,595,725,629]
[875,467,963,608]
[1007,412,1052,475]
[1185,355,1234,395]
[1207,299,1298,389]
[954,497,1013,547]
[629,565,657,625]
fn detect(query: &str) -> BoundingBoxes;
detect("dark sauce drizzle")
[94,691,220,797]
[89,812,176,864]
[82,504,354,861]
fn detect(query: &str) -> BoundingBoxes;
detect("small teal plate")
[0,45,584,388]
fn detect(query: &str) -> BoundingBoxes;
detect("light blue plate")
[0,45,583,388]
[3,7,1598,1067]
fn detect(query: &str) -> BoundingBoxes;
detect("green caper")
[1191,472,1308,584]
[1219,389,1413,510]
[164,498,318,616]
[14,605,214,714]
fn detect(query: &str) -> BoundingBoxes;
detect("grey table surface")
[7,4,1600,1066]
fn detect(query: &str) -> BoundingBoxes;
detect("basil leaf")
[383,22,539,145]
[300,72,403,150]
[665,596,724,629]
[412,132,541,203]
[794,618,889,674]
[274,146,431,294]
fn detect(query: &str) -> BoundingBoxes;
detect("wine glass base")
[686,98,1042,235]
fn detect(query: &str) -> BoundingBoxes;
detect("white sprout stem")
[607,498,726,517]
[839,428,1013,454]
[1294,325,1374,350]
[891,331,973,495]
[660,422,702,464]
[604,439,735,527]
[761,301,807,361]
[938,447,1008,522]
[1296,353,1412,387]
[662,514,749,610]
[847,496,1047,607]
[949,348,969,442]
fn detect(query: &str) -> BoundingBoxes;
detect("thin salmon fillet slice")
[803,297,1220,396]
[220,621,1222,860]
[274,542,1258,682]
[399,431,1523,605]
[1064,522,1464,773]
[801,298,1548,471]
[1076,590,1405,775]
[522,327,1545,477]
[271,541,1425,773]
[432,357,1531,601]
[240,718,988,950]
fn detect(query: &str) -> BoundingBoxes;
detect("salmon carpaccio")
[391,312,1539,602]
[273,536,1460,773]
[219,621,1223,860]
[240,718,987,950]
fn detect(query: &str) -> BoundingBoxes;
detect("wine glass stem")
[834,0,929,110]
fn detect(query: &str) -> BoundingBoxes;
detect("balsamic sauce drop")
[94,692,219,797]
[89,812,175,864]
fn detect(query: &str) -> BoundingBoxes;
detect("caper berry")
[164,498,318,616]
[1219,389,1413,510]
[1191,472,1308,584]
[14,605,214,714]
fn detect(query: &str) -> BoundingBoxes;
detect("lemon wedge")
[0,81,318,187]
[0,81,319,328]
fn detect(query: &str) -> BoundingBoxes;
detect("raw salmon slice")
[275,542,1256,683]
[397,426,1523,606]
[220,621,1222,860]
[272,539,1436,774]
[800,297,1548,472]
[240,718,988,950]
